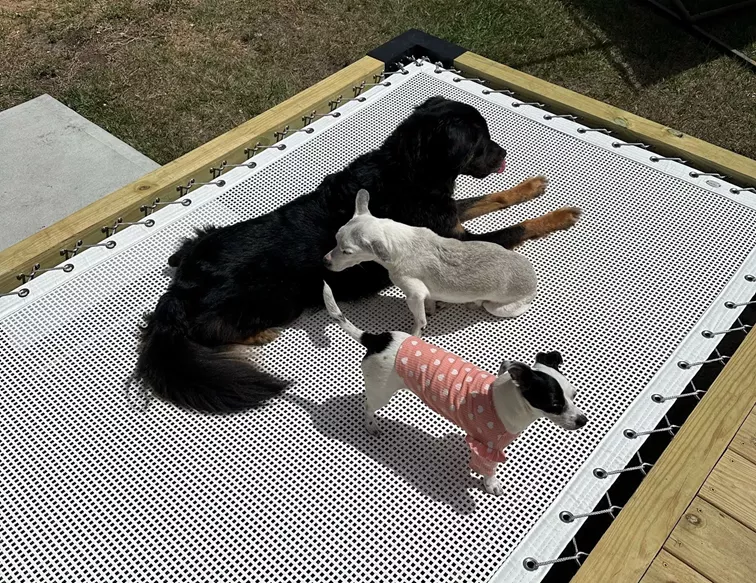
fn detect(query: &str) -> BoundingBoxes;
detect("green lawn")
[1,0,754,164]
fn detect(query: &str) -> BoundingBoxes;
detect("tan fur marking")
[239,329,281,346]
[460,176,548,221]
[519,207,582,239]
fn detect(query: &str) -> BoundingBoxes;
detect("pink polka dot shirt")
[395,336,519,477]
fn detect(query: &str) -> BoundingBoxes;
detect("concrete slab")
[0,94,160,250]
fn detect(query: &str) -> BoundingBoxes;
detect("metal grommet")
[689,172,699,177]
[677,361,691,370]
[593,468,607,479]
[356,97,366,102]
[523,558,538,571]
[611,142,621,148]
[725,301,736,309]
[332,113,341,118]
[181,199,192,207]
[559,511,574,523]
[215,180,226,187]
[145,219,156,227]
[702,330,714,339]
[105,241,117,250]
[18,288,30,298]
[746,274,755,282]
[62,264,75,273]
[651,394,664,403]
[623,429,637,439]
[577,128,586,133]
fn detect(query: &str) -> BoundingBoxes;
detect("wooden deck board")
[665,497,756,583]
[700,450,756,532]
[640,550,712,583]
[729,409,756,466]
[569,332,756,583]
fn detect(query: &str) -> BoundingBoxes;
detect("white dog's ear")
[354,189,371,216]
[365,238,389,261]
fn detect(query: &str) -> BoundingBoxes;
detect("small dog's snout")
[575,414,588,429]
[323,253,332,266]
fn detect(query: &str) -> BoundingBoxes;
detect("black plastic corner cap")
[368,29,467,71]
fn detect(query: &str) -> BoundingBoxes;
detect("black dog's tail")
[137,292,287,412]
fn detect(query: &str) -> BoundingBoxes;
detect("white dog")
[322,282,588,496]
[324,189,538,335]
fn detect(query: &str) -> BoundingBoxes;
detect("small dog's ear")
[354,189,371,216]
[499,360,533,387]
[535,351,563,370]
[365,238,389,262]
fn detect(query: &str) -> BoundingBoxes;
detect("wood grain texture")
[729,408,756,465]
[568,332,756,583]
[640,550,712,583]
[454,52,756,187]
[700,450,756,531]
[665,497,756,583]
[0,56,384,293]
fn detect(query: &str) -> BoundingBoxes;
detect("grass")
[0,0,754,165]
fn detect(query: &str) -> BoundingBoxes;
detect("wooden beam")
[640,550,712,583]
[454,52,756,187]
[0,56,384,293]
[568,330,756,583]
[665,497,756,583]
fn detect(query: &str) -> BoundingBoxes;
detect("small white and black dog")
[323,282,587,496]
[323,190,538,336]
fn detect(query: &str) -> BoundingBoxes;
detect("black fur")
[507,362,566,415]
[138,96,518,412]
[535,350,563,370]
[360,332,394,357]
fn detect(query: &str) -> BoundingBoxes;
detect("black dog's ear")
[415,96,447,111]
[535,351,563,370]
[499,360,533,387]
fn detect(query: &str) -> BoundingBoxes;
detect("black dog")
[137,96,580,412]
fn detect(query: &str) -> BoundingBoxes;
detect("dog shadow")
[282,391,482,515]
[292,293,502,348]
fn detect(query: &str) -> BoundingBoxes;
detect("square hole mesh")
[1,67,755,583]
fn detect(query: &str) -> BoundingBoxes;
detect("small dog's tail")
[322,281,364,342]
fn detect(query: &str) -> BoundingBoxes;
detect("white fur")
[322,282,588,496]
[324,189,538,335]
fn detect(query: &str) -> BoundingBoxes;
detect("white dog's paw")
[483,476,504,496]
[365,419,381,436]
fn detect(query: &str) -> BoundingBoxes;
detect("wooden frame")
[0,56,383,293]
[3,43,756,581]
[448,50,756,583]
